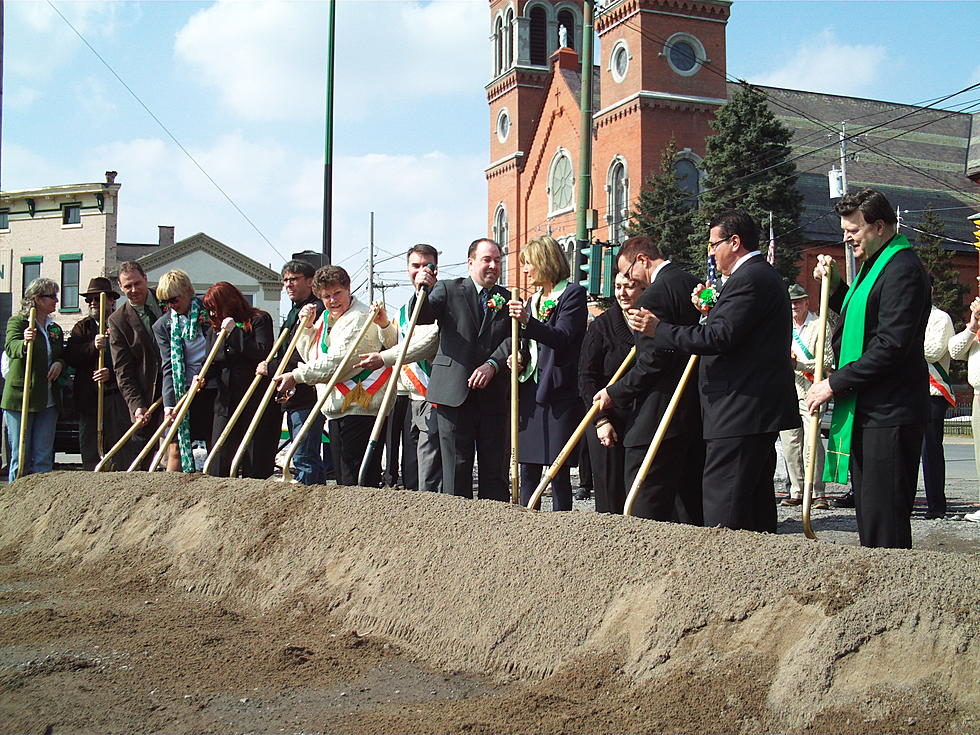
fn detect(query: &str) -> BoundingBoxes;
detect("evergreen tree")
[914,205,967,325]
[626,138,696,268]
[687,85,804,281]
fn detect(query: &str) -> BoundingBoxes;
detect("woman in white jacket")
[948,293,980,523]
[274,265,396,486]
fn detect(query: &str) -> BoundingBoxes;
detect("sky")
[2,0,979,305]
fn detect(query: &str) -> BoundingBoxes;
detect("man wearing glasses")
[592,235,703,523]
[66,277,130,470]
[258,260,328,485]
[108,261,164,468]
[633,211,798,533]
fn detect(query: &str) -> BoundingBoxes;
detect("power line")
[45,0,288,262]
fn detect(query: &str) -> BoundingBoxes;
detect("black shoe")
[924,511,945,520]
[575,488,591,501]
[832,491,855,508]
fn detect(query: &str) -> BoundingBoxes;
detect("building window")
[557,8,575,51]
[504,8,514,68]
[62,203,81,226]
[0,210,9,230]
[610,40,630,83]
[60,257,81,310]
[548,149,575,215]
[528,5,548,66]
[607,158,628,245]
[664,33,706,77]
[22,261,41,295]
[494,15,504,76]
[493,205,509,286]
[674,157,701,208]
[496,108,511,143]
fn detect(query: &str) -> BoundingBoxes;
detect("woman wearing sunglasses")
[1,278,67,481]
[153,269,216,472]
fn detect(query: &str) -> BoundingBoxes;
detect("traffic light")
[600,244,620,299]
[577,241,602,295]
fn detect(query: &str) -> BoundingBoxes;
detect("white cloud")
[6,2,121,79]
[4,88,41,110]
[174,0,487,122]
[3,131,485,303]
[74,77,119,123]
[750,29,886,97]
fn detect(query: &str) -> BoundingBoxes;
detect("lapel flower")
[486,293,506,311]
[538,298,557,322]
[46,323,61,341]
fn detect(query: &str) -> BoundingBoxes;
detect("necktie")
[479,288,489,314]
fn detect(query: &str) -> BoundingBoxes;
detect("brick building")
[486,0,980,311]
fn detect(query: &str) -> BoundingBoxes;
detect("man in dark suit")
[593,236,703,523]
[639,211,799,533]
[413,238,512,501]
[108,261,163,469]
[806,189,930,548]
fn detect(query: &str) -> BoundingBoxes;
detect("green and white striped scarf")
[169,299,203,473]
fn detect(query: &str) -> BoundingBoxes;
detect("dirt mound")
[1,471,977,733]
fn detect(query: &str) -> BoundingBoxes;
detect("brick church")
[484,0,980,302]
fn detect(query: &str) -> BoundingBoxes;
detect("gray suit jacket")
[417,277,512,410]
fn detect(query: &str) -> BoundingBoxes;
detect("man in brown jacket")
[107,261,163,468]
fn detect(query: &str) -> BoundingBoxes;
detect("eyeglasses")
[162,296,181,306]
[708,235,734,251]
[282,276,306,285]
[37,293,58,300]
[622,254,640,282]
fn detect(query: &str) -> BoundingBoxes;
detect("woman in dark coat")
[507,236,588,511]
[202,281,280,478]
[578,271,643,513]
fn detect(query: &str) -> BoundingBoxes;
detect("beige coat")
[294,297,398,420]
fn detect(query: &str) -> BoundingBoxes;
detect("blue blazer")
[521,282,588,405]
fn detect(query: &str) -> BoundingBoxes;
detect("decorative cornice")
[137,232,280,285]
[594,90,726,121]
[596,0,730,33]
[486,152,525,176]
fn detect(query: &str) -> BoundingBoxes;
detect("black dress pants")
[329,414,384,487]
[585,425,625,514]
[625,432,704,524]
[702,433,777,533]
[852,422,923,548]
[920,396,948,516]
[383,394,419,490]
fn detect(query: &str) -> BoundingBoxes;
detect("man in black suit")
[593,236,703,523]
[413,238,512,501]
[639,211,799,533]
[806,189,930,548]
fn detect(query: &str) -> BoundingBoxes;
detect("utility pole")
[368,211,375,304]
[838,122,857,283]
[321,0,336,263]
[574,0,596,289]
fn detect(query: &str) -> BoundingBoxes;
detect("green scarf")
[823,234,911,483]
[169,299,203,473]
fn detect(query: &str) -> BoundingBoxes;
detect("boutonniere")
[486,293,506,311]
[197,312,208,327]
[46,323,61,341]
[538,298,557,321]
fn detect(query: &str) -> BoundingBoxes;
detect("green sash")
[823,234,911,483]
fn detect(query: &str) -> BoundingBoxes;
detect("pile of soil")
[0,471,977,734]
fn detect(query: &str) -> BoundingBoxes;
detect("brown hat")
[81,276,120,300]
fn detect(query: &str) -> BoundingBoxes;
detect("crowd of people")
[5,188,980,548]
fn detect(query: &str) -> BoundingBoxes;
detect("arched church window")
[548,149,575,215]
[674,158,700,209]
[493,205,509,286]
[494,16,504,76]
[607,158,628,244]
[529,6,548,66]
[504,8,514,68]
[557,9,575,51]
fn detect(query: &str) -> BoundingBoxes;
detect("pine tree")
[686,85,804,281]
[914,205,967,325]
[626,138,696,268]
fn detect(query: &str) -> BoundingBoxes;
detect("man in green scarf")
[805,189,930,549]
